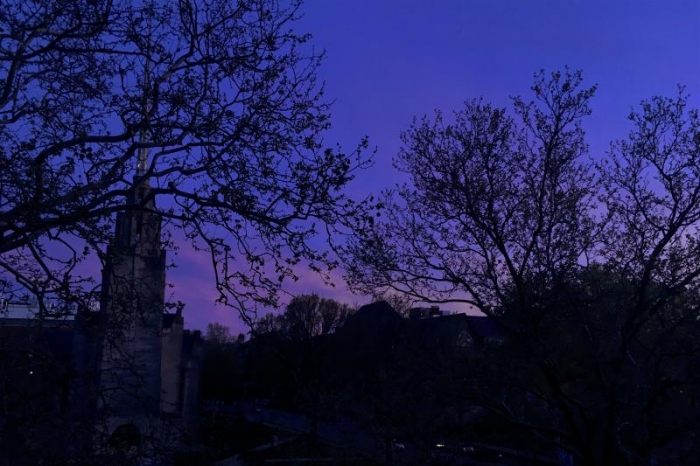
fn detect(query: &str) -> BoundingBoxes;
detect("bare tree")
[205,322,234,345]
[341,70,700,464]
[284,293,352,341]
[248,294,352,434]
[281,294,351,437]
[0,2,369,462]
[344,69,598,312]
[595,89,700,464]
[253,293,352,340]
[252,311,286,336]
[0,0,370,320]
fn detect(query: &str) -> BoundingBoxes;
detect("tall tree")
[205,322,234,345]
[280,294,352,436]
[342,70,700,464]
[594,89,700,464]
[283,293,352,341]
[0,0,369,320]
[253,293,352,340]
[345,69,598,313]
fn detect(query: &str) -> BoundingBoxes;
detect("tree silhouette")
[253,293,353,340]
[0,0,369,321]
[284,293,353,341]
[345,70,598,312]
[0,1,368,462]
[205,322,235,346]
[342,70,700,464]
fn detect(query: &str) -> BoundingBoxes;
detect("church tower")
[96,140,166,447]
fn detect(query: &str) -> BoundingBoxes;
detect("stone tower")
[97,159,166,447]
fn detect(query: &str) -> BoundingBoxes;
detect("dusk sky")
[171,0,700,335]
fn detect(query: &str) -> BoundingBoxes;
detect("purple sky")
[173,0,700,334]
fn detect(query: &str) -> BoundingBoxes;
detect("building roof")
[162,312,183,329]
[465,315,502,340]
[353,300,402,322]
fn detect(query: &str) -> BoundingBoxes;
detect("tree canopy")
[344,70,599,313]
[0,0,369,321]
[253,293,353,340]
[341,69,700,464]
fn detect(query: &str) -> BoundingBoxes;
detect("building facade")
[0,178,202,464]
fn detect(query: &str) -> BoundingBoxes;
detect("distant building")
[409,305,451,319]
[408,305,502,347]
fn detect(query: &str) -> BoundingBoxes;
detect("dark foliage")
[341,70,700,464]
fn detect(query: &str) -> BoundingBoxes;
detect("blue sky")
[176,0,700,334]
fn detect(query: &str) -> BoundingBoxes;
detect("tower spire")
[137,129,149,178]
[137,13,153,179]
